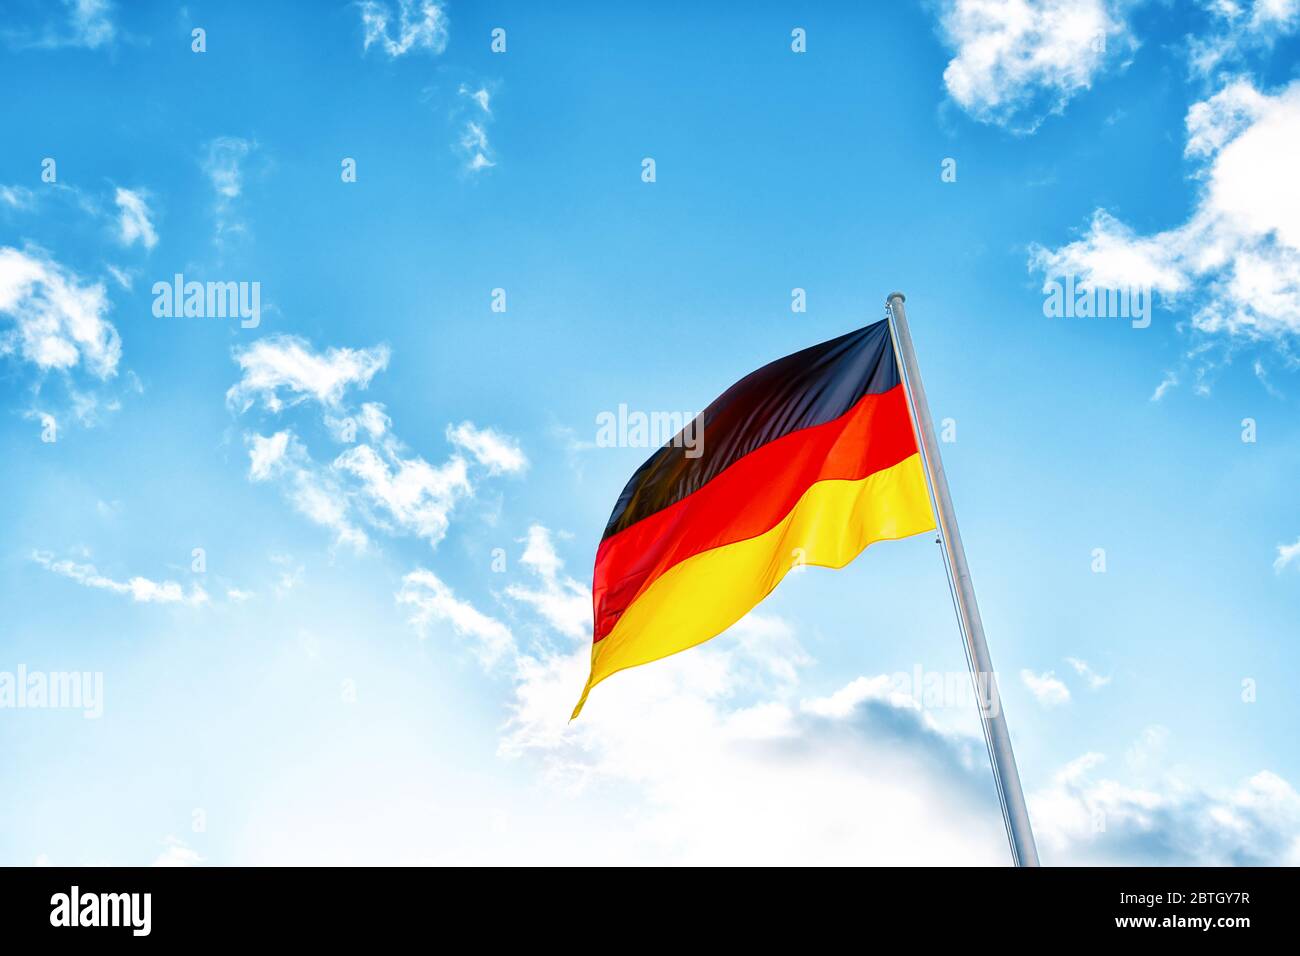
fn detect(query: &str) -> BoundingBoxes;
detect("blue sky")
[1,0,1299,865]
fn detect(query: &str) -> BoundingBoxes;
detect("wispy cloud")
[1066,656,1112,689]
[6,0,117,51]
[32,550,209,606]
[1150,371,1178,401]
[397,568,515,667]
[456,84,496,173]
[245,430,369,552]
[1020,668,1071,706]
[503,525,591,640]
[113,187,157,250]
[201,136,256,248]
[358,0,448,58]
[0,185,35,210]
[446,421,527,475]
[1275,536,1300,571]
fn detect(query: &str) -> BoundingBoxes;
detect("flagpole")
[886,292,1041,867]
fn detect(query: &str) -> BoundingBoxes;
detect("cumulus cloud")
[353,518,1300,865]
[397,568,515,666]
[113,187,157,250]
[506,625,1300,864]
[0,245,121,379]
[228,336,390,413]
[501,635,1009,863]
[1030,749,1300,864]
[335,443,470,547]
[938,0,1138,133]
[1030,79,1300,346]
[32,550,209,606]
[358,0,448,57]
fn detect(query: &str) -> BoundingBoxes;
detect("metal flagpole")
[886,292,1041,868]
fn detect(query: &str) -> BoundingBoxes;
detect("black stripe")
[602,319,900,540]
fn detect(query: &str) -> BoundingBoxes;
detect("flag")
[573,318,937,717]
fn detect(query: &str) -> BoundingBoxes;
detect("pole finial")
[886,291,906,305]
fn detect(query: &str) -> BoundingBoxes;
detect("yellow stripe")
[572,453,935,717]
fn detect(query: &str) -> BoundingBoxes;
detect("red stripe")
[593,383,917,642]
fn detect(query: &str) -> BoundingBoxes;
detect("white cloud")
[245,430,369,552]
[228,335,390,413]
[1150,370,1179,401]
[1066,656,1112,689]
[387,520,1300,865]
[113,187,157,250]
[456,84,496,173]
[1189,0,1300,78]
[397,568,515,666]
[462,85,490,113]
[1275,536,1300,571]
[13,0,117,50]
[0,185,35,209]
[504,630,1300,864]
[1030,749,1300,864]
[151,836,203,867]
[938,0,1137,133]
[232,338,523,553]
[0,245,121,379]
[503,525,591,640]
[1020,668,1071,706]
[1030,79,1300,342]
[335,443,470,548]
[32,550,209,606]
[501,640,1010,864]
[1126,723,1170,773]
[202,137,255,247]
[358,0,448,57]
[203,137,253,200]
[446,420,527,474]
[65,0,114,47]
[247,430,291,481]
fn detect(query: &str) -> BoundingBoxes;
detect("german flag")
[573,319,937,717]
